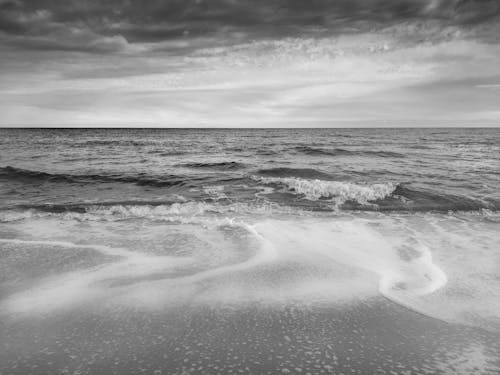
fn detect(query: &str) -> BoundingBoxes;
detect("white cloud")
[1,23,500,126]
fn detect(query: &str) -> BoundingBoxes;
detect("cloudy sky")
[1,0,499,127]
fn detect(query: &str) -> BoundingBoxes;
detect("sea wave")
[294,146,404,158]
[177,161,245,170]
[0,166,194,187]
[254,176,497,212]
[5,199,185,214]
[369,184,497,212]
[77,140,162,147]
[254,176,396,205]
[256,167,335,180]
[0,200,293,223]
[2,165,496,214]
[149,150,188,156]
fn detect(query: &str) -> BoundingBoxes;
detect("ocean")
[1,128,499,374]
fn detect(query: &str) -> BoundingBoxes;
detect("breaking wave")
[0,201,291,223]
[2,166,496,215]
[255,176,396,206]
[4,199,185,214]
[254,176,497,212]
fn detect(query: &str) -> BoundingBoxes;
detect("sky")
[0,0,500,127]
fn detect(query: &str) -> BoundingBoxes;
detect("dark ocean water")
[0,128,499,214]
[1,128,500,374]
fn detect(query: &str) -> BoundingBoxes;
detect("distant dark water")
[1,128,500,374]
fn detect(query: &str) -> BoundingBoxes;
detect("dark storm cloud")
[1,0,499,52]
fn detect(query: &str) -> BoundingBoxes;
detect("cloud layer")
[1,0,499,126]
[2,0,500,50]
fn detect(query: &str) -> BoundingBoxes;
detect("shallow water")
[1,128,499,374]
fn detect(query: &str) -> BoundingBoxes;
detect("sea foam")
[255,176,396,205]
[3,210,500,333]
[0,201,289,223]
[252,219,447,302]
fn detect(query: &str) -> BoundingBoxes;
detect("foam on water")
[255,176,396,205]
[392,214,500,331]
[0,200,301,224]
[0,218,276,314]
[1,209,499,333]
[0,215,442,315]
[252,219,447,302]
[0,237,195,314]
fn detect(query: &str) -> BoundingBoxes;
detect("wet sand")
[2,297,500,375]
